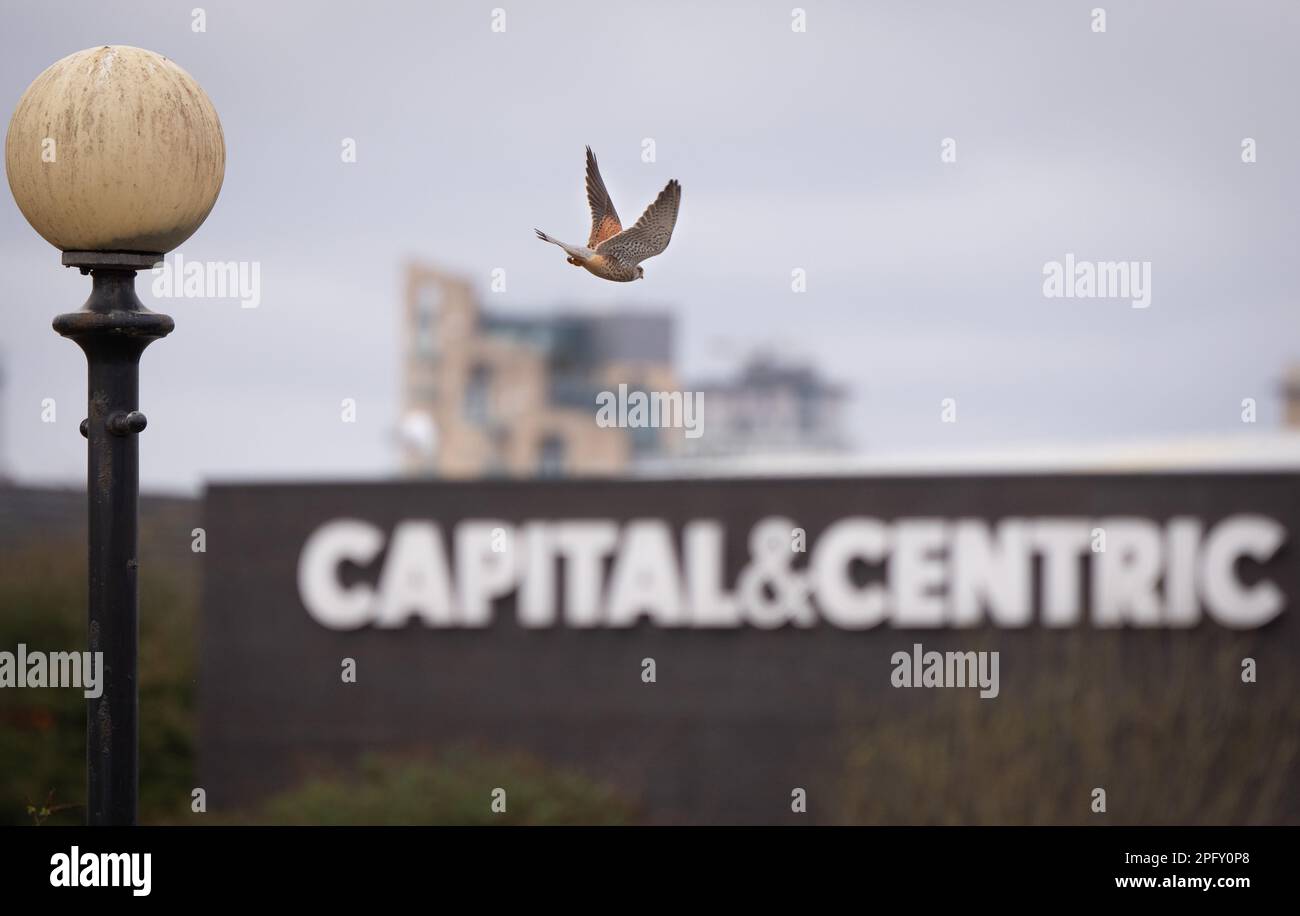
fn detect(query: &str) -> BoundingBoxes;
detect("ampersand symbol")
[736,517,813,628]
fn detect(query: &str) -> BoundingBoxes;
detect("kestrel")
[536,146,681,282]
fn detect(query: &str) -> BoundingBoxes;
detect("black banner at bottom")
[0,826,1287,900]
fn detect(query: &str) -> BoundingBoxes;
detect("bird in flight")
[536,146,681,282]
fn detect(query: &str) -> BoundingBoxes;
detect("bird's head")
[635,266,645,280]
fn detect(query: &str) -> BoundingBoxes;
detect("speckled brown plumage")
[585,146,623,248]
[536,147,680,282]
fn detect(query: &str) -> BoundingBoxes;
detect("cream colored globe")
[5,45,224,255]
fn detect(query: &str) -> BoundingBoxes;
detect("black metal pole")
[53,253,172,826]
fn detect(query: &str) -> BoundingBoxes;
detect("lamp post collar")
[61,251,163,275]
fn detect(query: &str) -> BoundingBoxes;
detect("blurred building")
[680,353,849,460]
[1283,363,1300,429]
[400,263,683,477]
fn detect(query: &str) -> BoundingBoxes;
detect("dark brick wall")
[198,475,1300,824]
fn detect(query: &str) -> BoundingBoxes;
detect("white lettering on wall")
[296,515,1288,631]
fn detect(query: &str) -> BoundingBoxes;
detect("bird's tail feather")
[536,230,588,263]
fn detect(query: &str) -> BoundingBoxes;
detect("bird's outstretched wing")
[596,179,680,266]
[585,146,623,249]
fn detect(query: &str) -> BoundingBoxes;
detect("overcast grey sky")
[1,0,1297,491]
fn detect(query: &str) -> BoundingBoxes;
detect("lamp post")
[5,45,224,825]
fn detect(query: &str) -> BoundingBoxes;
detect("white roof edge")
[636,432,1300,477]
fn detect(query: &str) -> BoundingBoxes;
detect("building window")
[414,307,436,356]
[464,364,492,425]
[624,387,661,457]
[538,434,566,477]
[413,283,441,357]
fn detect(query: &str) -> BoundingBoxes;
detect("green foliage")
[232,750,636,826]
[0,535,198,825]
[836,632,1300,825]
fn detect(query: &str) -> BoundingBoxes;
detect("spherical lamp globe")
[5,45,225,257]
